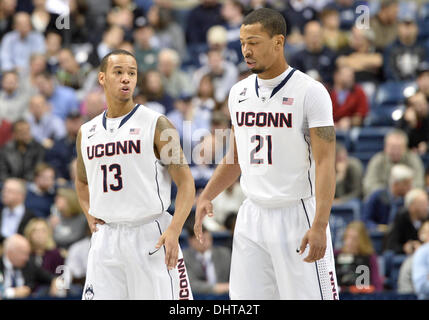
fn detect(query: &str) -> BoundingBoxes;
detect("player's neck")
[257,60,289,80]
[105,99,135,118]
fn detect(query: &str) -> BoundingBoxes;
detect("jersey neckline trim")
[255,68,296,99]
[102,104,141,130]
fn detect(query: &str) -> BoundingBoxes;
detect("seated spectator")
[192,48,238,103]
[289,20,337,84]
[34,71,80,120]
[56,48,98,102]
[363,129,425,197]
[0,12,45,73]
[44,30,62,74]
[24,163,56,218]
[362,164,413,232]
[207,181,245,232]
[398,220,429,294]
[25,94,66,149]
[386,188,429,255]
[417,62,429,101]
[282,0,317,36]
[147,4,186,60]
[383,9,428,81]
[23,217,64,275]
[320,8,348,53]
[44,110,82,183]
[336,26,383,93]
[220,0,245,63]
[334,221,383,293]
[49,188,87,250]
[133,18,159,74]
[30,0,60,35]
[0,119,45,182]
[65,0,90,46]
[157,48,194,100]
[182,225,231,296]
[0,70,32,123]
[95,25,125,65]
[0,234,58,299]
[329,65,369,130]
[139,69,175,115]
[23,53,48,94]
[412,220,429,299]
[0,0,16,40]
[79,89,106,121]
[201,25,241,67]
[333,143,363,205]
[185,0,224,46]
[397,91,429,155]
[370,0,399,51]
[0,178,35,243]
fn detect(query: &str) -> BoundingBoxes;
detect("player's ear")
[274,35,285,50]
[98,72,105,86]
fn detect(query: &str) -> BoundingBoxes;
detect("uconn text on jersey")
[236,111,292,128]
[87,140,141,159]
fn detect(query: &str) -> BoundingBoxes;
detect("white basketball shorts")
[229,197,339,300]
[82,212,193,300]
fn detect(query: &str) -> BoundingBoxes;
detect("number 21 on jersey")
[250,134,272,165]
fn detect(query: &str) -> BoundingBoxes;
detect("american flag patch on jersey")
[129,128,140,135]
[282,97,294,105]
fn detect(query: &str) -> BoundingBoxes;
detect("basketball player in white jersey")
[75,49,195,299]
[195,8,339,300]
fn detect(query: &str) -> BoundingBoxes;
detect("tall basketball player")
[195,8,339,300]
[75,49,194,300]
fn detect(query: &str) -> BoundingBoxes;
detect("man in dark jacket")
[0,234,57,299]
[386,188,429,254]
[0,119,45,182]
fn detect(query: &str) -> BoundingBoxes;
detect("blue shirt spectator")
[412,242,429,299]
[362,164,413,230]
[25,94,66,147]
[24,163,56,218]
[326,0,368,31]
[0,12,45,72]
[34,72,80,121]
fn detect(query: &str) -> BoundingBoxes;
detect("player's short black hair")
[99,49,137,73]
[242,8,287,38]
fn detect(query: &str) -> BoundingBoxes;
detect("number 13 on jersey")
[250,134,272,165]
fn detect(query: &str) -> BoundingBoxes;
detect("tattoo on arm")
[315,126,335,142]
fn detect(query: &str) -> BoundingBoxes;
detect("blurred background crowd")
[1,0,429,300]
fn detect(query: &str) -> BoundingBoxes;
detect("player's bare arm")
[194,126,242,243]
[75,128,105,233]
[153,115,195,270]
[299,125,336,263]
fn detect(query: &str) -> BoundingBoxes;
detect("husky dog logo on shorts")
[84,284,94,300]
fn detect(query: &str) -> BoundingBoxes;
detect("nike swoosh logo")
[238,98,249,103]
[88,133,96,139]
[148,248,161,256]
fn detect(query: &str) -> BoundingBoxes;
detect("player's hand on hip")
[87,214,105,233]
[155,227,180,270]
[299,225,327,263]
[194,198,214,244]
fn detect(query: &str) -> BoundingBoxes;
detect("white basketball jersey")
[228,67,334,208]
[80,104,171,223]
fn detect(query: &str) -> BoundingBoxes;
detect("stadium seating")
[330,201,361,249]
[351,127,391,153]
[383,250,407,291]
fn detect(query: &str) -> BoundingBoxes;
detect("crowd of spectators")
[1,0,429,299]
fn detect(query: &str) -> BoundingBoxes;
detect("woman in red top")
[329,65,369,130]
